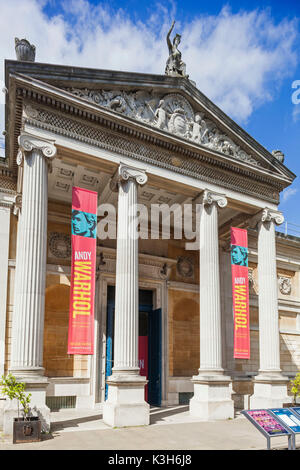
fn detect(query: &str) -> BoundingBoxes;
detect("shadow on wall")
[43,284,73,377]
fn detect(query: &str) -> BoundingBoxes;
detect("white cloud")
[282,186,298,203]
[0,0,298,133]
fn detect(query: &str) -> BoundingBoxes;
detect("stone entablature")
[64,88,261,168]
[97,246,176,281]
[21,103,281,203]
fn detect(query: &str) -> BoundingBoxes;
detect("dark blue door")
[105,287,162,406]
[105,303,114,400]
[148,308,162,407]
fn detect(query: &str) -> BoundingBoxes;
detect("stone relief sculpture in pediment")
[63,87,261,167]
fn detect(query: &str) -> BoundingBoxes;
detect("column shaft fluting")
[113,178,139,371]
[198,191,227,373]
[199,202,222,370]
[257,213,282,373]
[112,164,148,374]
[10,134,56,375]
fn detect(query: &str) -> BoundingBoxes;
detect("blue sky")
[0,0,300,230]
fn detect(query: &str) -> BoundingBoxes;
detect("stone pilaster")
[103,163,150,427]
[190,190,234,420]
[4,133,56,435]
[250,208,290,408]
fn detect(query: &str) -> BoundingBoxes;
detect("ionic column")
[103,163,150,427]
[5,133,56,435]
[190,190,234,420]
[250,208,289,408]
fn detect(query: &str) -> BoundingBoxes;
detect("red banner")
[231,227,250,359]
[138,336,148,402]
[68,187,97,355]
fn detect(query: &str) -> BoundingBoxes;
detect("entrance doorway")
[105,286,162,406]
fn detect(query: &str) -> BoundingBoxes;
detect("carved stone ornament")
[272,150,285,164]
[249,208,284,230]
[48,232,71,259]
[15,38,36,62]
[110,163,148,191]
[261,208,284,226]
[17,133,57,167]
[200,189,227,208]
[63,88,260,167]
[13,193,22,216]
[176,256,194,278]
[278,276,292,295]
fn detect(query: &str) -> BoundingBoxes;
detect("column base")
[103,373,150,428]
[250,372,290,409]
[2,368,50,436]
[189,373,234,421]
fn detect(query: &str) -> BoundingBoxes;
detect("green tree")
[0,373,32,420]
[290,373,300,405]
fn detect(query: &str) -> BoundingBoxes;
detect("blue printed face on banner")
[231,245,248,267]
[71,210,97,238]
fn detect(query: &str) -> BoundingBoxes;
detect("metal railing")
[277,221,300,238]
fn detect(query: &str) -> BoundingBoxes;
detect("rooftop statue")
[165,20,188,78]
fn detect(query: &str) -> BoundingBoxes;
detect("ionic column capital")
[261,208,284,226]
[200,189,227,209]
[16,132,57,167]
[110,163,148,192]
[250,207,284,228]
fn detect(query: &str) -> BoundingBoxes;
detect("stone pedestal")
[3,133,56,435]
[250,208,290,408]
[103,164,149,427]
[250,374,290,409]
[190,190,234,420]
[103,374,149,427]
[190,373,234,421]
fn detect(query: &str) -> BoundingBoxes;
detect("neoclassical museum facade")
[0,39,300,432]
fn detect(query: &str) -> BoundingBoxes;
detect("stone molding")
[17,132,57,167]
[200,189,227,208]
[97,247,176,281]
[22,105,281,203]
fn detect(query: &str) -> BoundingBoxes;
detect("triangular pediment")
[63,86,263,169]
[4,60,296,184]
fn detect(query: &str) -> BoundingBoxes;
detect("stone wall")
[168,289,199,377]
[43,273,89,378]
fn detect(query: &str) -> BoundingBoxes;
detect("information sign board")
[269,408,300,434]
[242,409,292,450]
[291,407,300,419]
